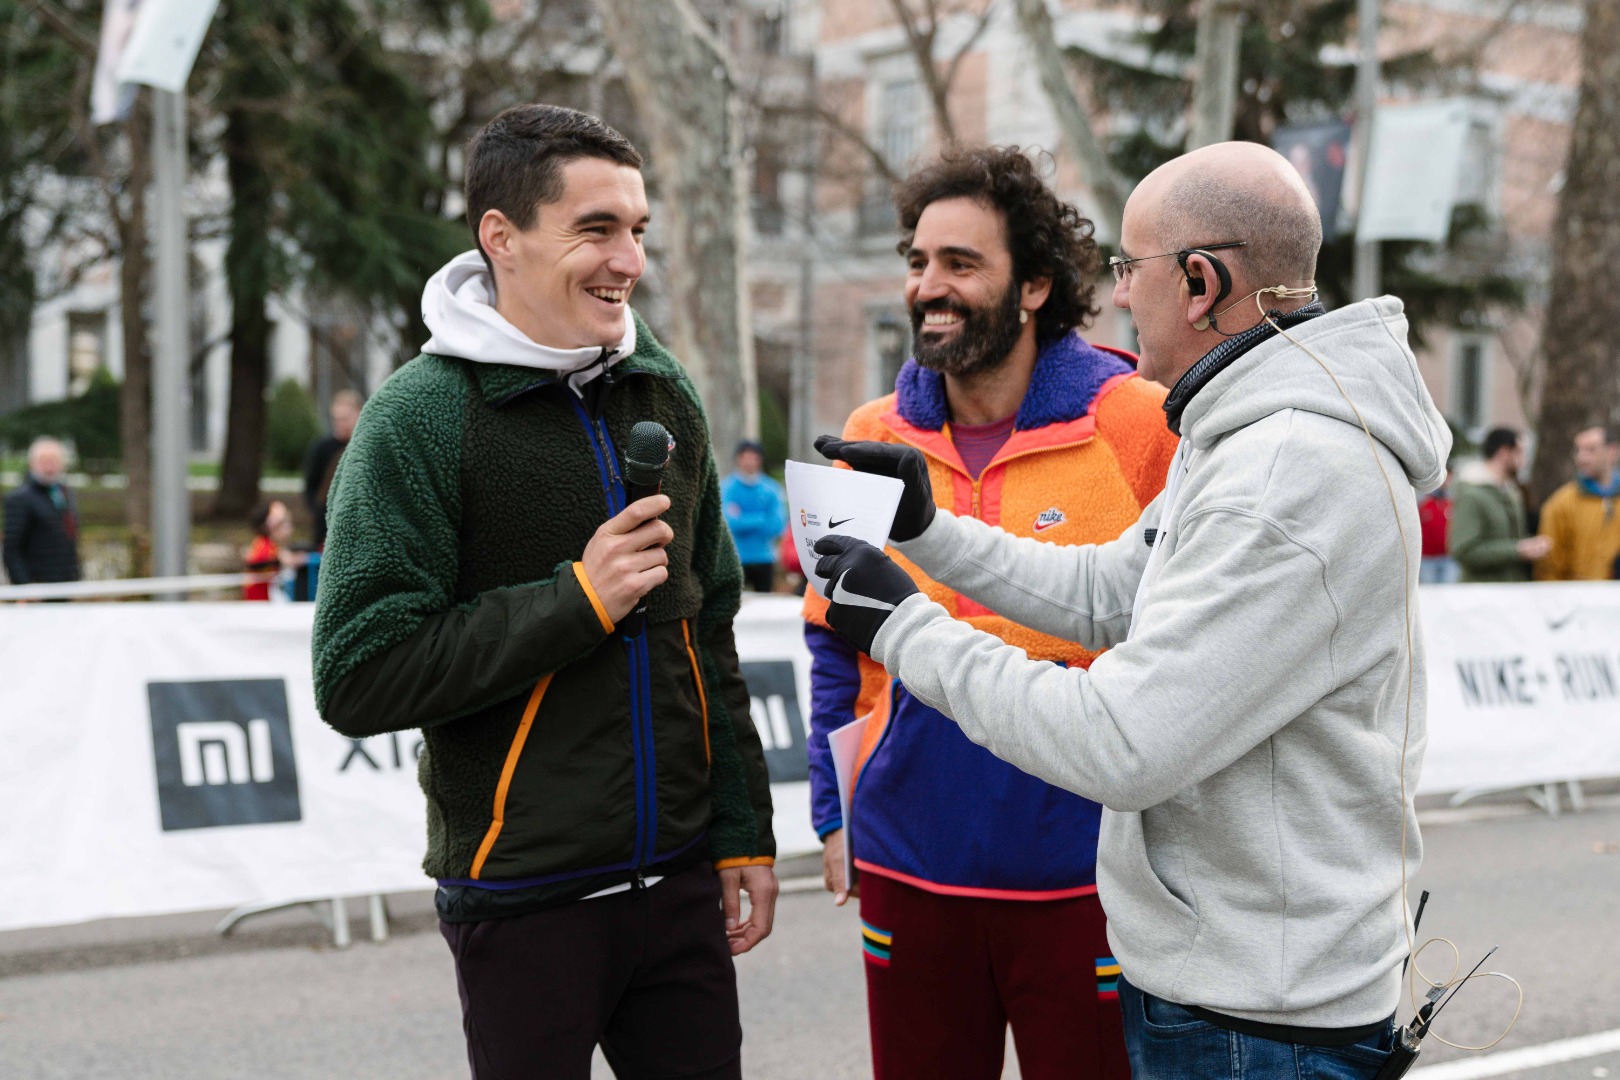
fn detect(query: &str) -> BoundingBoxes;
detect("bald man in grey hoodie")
[812,143,1452,1079]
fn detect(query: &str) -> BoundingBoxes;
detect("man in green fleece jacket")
[312,104,775,1080]
[1449,426,1551,582]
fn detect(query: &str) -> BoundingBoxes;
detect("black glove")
[813,535,920,655]
[814,435,936,542]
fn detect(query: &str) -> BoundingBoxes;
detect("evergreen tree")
[1066,0,1524,345]
[197,0,485,516]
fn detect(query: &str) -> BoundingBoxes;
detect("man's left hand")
[719,865,778,956]
[813,535,920,654]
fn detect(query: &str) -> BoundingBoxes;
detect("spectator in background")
[1535,424,1620,581]
[303,389,362,548]
[721,439,786,592]
[1450,427,1550,582]
[1418,465,1458,584]
[3,437,81,588]
[243,499,307,601]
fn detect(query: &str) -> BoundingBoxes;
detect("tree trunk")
[120,94,154,565]
[590,0,757,459]
[0,225,32,415]
[214,104,275,519]
[1531,0,1620,502]
[1011,0,1126,240]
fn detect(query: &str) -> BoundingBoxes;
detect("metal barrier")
[0,573,265,602]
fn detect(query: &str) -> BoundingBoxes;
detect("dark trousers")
[740,562,774,593]
[439,864,742,1080]
[859,871,1130,1080]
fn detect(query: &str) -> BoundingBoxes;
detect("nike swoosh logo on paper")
[1546,611,1578,632]
[829,517,854,529]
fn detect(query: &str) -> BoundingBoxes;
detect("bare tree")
[592,0,757,455]
[1530,0,1620,501]
[885,0,998,146]
[1010,0,1126,238]
[32,0,155,552]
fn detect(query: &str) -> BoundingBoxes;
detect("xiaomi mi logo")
[741,661,808,784]
[178,720,276,786]
[148,680,302,831]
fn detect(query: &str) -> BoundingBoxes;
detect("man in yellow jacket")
[1536,424,1620,580]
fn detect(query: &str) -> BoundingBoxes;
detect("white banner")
[4,586,1617,932]
[0,597,817,933]
[1417,582,1620,794]
[90,0,145,124]
[1358,100,1472,244]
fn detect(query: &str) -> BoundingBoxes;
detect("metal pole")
[1353,0,1382,301]
[791,52,817,462]
[151,88,191,578]
[1187,0,1243,150]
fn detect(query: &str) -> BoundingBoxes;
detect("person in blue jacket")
[721,440,786,592]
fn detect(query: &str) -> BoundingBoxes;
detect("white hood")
[420,250,636,385]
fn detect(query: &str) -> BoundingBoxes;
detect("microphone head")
[624,421,673,487]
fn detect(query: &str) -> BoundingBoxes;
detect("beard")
[910,280,1025,379]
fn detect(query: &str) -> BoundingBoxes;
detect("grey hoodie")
[873,297,1451,1029]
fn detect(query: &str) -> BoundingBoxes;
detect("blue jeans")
[1419,556,1459,584]
[1119,976,1396,1080]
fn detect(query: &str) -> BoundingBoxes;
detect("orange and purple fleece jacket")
[804,332,1177,898]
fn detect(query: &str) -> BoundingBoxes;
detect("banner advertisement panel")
[4,585,1617,932]
[0,598,817,933]
[1417,582,1620,793]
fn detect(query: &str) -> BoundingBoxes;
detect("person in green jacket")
[1448,427,1551,582]
[312,105,775,1079]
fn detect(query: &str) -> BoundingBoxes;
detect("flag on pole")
[115,0,222,94]
[90,0,145,124]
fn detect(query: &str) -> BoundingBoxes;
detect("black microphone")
[616,421,673,638]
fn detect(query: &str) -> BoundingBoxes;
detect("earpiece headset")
[1178,248,1234,331]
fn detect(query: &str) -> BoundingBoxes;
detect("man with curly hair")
[804,145,1177,1079]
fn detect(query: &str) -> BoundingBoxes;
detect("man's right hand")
[814,436,935,542]
[1518,535,1553,561]
[821,828,858,906]
[582,494,673,623]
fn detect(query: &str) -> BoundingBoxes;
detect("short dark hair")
[250,499,278,536]
[1482,427,1520,460]
[893,146,1102,343]
[463,105,643,258]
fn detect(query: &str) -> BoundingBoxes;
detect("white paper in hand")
[828,714,867,889]
[784,461,904,599]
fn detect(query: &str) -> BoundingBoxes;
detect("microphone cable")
[1260,292,1524,1057]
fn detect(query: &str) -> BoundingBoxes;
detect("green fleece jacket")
[311,314,773,915]
[1449,461,1532,583]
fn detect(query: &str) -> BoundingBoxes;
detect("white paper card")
[827,714,868,888]
[784,461,904,599]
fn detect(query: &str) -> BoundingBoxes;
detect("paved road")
[1,799,1616,1079]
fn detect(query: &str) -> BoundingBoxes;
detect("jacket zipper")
[567,386,657,874]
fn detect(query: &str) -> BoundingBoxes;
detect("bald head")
[1133,142,1322,291]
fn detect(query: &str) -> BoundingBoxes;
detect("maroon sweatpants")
[859,871,1129,1080]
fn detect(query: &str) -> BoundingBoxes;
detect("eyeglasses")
[1109,241,1248,283]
